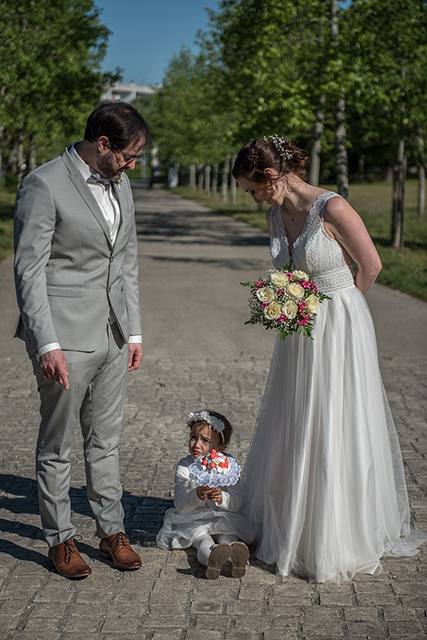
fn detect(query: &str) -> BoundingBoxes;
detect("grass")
[171,181,427,302]
[0,191,16,262]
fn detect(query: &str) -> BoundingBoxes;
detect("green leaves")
[0,0,120,168]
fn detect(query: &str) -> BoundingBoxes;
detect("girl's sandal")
[206,543,232,580]
[230,541,250,578]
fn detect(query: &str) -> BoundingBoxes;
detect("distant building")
[101,82,159,103]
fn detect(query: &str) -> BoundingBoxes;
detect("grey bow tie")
[87,172,113,187]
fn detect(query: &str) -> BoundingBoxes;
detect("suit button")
[110,256,114,262]
[108,286,112,292]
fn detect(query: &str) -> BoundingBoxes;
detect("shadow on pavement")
[0,473,173,563]
[135,206,270,248]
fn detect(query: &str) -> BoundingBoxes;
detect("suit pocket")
[47,285,83,298]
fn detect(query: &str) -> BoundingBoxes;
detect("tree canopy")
[0,0,120,177]
[145,0,427,186]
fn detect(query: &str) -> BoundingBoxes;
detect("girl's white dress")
[157,454,254,550]
[242,192,426,583]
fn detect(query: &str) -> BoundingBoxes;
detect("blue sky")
[96,0,220,86]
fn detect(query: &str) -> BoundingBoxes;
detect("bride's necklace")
[282,183,308,224]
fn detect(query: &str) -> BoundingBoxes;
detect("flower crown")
[187,411,226,442]
[263,135,293,160]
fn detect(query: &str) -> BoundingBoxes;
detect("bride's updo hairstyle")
[232,137,309,185]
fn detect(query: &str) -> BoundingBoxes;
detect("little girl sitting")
[156,409,251,579]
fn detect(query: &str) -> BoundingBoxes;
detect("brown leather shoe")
[48,539,91,578]
[99,532,141,570]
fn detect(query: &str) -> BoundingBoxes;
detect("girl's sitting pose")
[156,410,252,579]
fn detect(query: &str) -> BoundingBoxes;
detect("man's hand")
[128,342,143,371]
[39,349,70,390]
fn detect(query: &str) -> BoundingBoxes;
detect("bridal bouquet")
[241,263,329,341]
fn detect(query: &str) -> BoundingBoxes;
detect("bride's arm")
[323,196,382,294]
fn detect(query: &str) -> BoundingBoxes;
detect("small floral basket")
[241,262,330,341]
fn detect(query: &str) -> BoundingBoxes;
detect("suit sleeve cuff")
[36,342,61,360]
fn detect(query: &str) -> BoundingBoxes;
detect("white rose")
[287,282,304,299]
[256,287,275,303]
[282,300,298,319]
[306,294,320,314]
[270,271,289,288]
[292,270,309,281]
[263,302,282,320]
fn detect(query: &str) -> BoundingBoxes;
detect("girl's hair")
[232,137,309,184]
[187,410,233,447]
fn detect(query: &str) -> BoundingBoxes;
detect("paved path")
[1,186,426,640]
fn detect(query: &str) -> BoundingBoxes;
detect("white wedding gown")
[242,191,426,583]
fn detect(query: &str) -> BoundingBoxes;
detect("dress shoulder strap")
[313,191,342,220]
[268,205,286,237]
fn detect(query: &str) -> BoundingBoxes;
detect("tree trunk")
[334,95,349,200]
[0,87,4,183]
[331,0,349,200]
[309,94,325,187]
[417,135,425,216]
[391,63,407,247]
[16,133,25,187]
[391,138,406,249]
[28,134,37,172]
[419,164,425,217]
[230,153,237,204]
[221,155,230,203]
[189,164,196,190]
[204,163,211,196]
[392,163,399,234]
[211,163,218,199]
[197,164,204,191]
[0,125,4,185]
[8,140,19,174]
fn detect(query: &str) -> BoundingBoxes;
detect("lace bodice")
[269,191,355,294]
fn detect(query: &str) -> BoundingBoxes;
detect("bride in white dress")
[232,136,426,583]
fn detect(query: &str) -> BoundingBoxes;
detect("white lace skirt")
[242,284,426,583]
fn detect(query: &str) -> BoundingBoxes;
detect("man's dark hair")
[84,101,150,149]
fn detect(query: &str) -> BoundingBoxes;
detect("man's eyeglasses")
[110,143,141,165]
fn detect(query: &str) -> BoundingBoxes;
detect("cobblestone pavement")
[1,186,426,640]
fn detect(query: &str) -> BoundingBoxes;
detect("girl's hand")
[196,486,208,500]
[206,487,223,504]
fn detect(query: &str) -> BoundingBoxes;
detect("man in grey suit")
[14,101,149,578]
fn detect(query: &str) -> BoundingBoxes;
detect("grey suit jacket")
[14,146,142,357]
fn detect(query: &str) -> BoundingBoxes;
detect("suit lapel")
[61,147,113,249]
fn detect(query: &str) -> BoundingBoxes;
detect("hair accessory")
[187,411,226,442]
[264,135,293,161]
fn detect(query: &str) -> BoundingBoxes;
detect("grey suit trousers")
[30,321,128,547]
